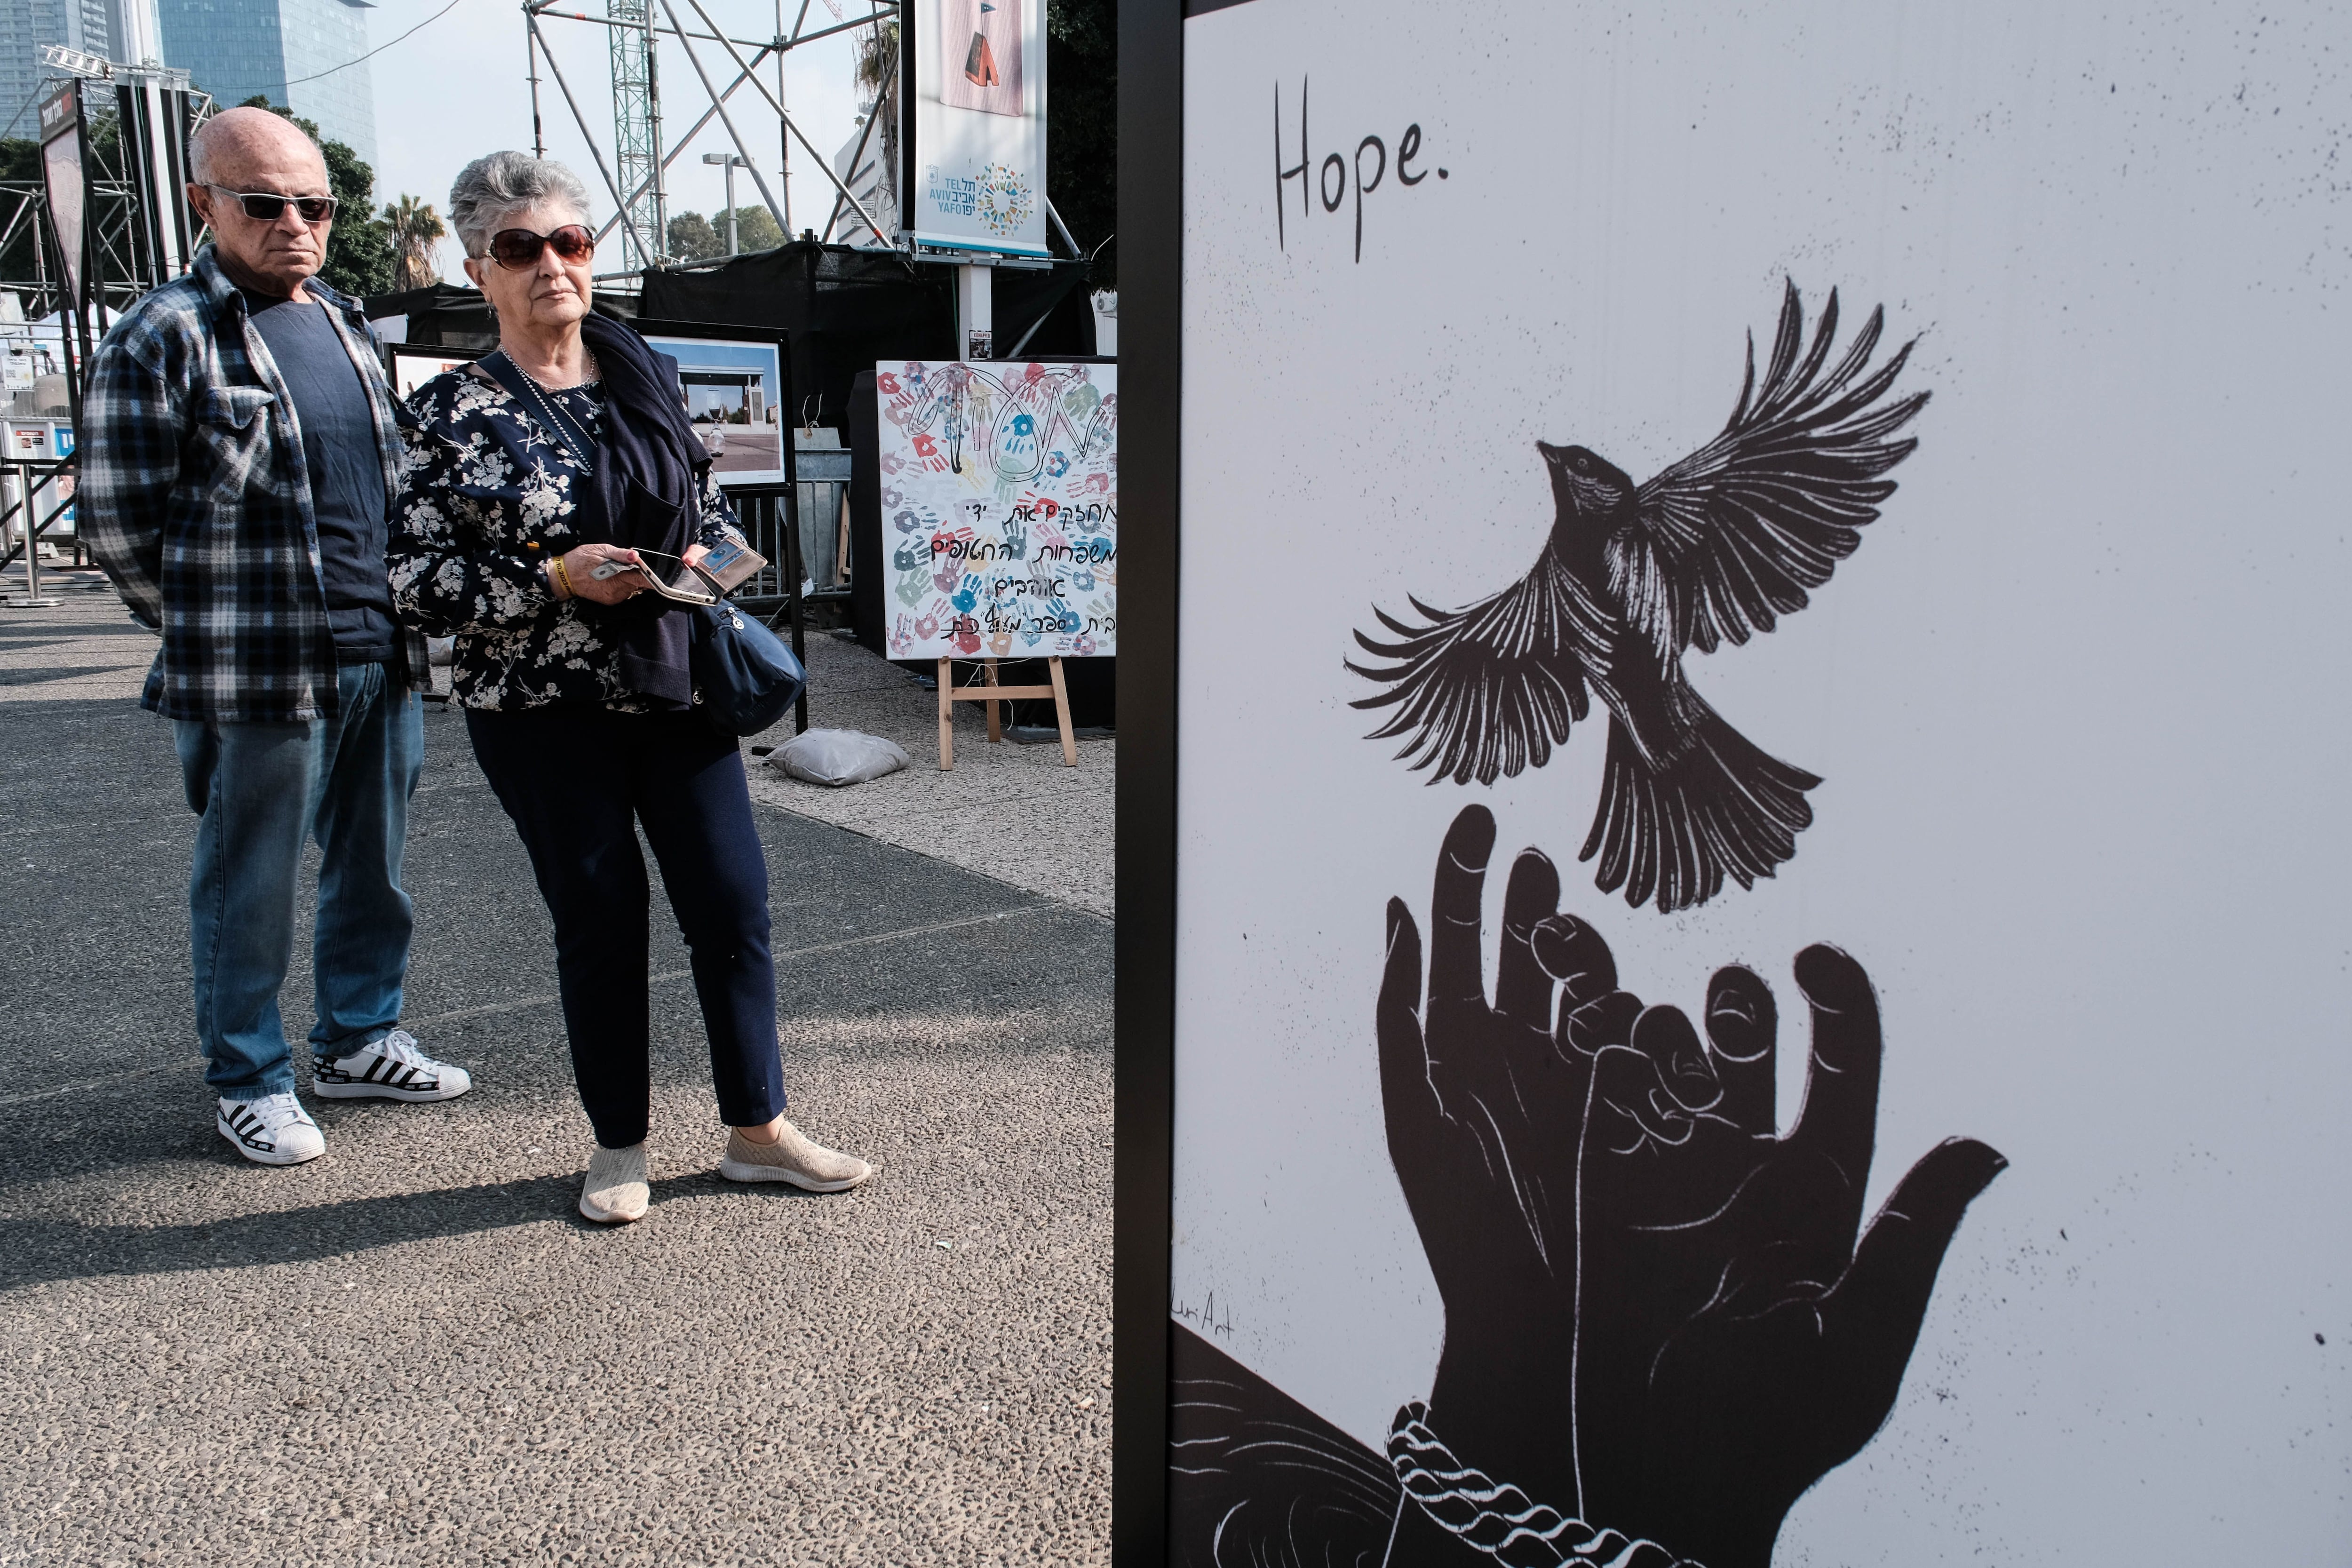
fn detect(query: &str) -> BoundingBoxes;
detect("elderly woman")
[389,152,868,1223]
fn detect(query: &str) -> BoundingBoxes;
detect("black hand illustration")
[1377,804,1644,1542]
[1570,949,2005,1568]
[1169,813,2010,1568]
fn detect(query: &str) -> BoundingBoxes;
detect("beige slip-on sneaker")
[718,1119,873,1193]
[580,1142,650,1223]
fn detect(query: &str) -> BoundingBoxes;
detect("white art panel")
[1167,1,2352,1563]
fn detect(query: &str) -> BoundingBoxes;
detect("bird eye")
[1573,457,1590,474]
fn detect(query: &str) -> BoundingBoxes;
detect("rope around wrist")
[1386,1402,1701,1568]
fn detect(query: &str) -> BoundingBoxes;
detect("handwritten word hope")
[1275,77,1446,263]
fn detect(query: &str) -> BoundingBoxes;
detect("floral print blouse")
[388,366,742,711]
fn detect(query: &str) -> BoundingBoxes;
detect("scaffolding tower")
[606,0,667,270]
[524,0,902,277]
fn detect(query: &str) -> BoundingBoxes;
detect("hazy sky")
[355,0,878,280]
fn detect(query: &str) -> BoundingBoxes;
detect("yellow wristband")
[549,555,574,599]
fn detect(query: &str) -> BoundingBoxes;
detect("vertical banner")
[36,81,85,303]
[876,358,1117,659]
[116,82,195,287]
[1119,0,2352,1564]
[905,0,1049,255]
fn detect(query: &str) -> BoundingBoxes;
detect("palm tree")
[382,194,447,292]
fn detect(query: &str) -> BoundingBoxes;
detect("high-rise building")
[0,0,121,137]
[158,0,375,169]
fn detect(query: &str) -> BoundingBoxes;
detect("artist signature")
[1172,1292,1236,1340]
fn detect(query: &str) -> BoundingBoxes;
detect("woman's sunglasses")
[484,224,596,270]
[207,186,338,224]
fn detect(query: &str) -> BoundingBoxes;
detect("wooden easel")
[937,656,1078,770]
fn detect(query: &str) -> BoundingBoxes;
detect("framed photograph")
[382,341,483,401]
[630,318,791,485]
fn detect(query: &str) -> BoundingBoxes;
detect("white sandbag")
[767,728,910,787]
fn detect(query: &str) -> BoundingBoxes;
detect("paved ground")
[746,635,1114,919]
[0,596,1113,1566]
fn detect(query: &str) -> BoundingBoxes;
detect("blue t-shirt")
[243,289,393,663]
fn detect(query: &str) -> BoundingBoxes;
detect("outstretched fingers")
[1378,896,1444,1155]
[1533,914,1643,1058]
[1822,1137,2008,1405]
[1530,913,1616,1007]
[1705,965,1778,1135]
[1786,944,1885,1232]
[1631,1003,1721,1115]
[1428,806,1498,1029]
[1495,849,1564,1030]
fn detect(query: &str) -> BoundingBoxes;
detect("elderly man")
[81,106,471,1166]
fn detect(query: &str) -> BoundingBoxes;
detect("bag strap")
[478,350,598,472]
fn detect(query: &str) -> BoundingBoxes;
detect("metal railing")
[0,454,80,606]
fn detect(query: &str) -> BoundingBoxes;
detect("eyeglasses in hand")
[207,186,338,224]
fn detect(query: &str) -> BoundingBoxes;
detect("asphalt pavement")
[0,598,1113,1566]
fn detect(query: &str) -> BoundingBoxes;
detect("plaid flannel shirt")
[79,244,426,723]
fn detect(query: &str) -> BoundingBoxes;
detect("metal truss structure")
[0,54,211,577]
[523,0,900,277]
[605,0,664,272]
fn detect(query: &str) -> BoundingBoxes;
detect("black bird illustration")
[1348,281,1927,913]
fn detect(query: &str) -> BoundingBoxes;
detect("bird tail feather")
[1580,702,1820,913]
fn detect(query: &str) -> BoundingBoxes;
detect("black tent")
[361,281,644,347]
[637,241,1097,431]
[366,240,1096,434]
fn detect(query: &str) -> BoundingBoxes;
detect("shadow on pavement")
[0,1171,824,1289]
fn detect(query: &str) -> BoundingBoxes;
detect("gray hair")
[448,151,594,257]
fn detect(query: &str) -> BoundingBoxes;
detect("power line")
[284,0,470,86]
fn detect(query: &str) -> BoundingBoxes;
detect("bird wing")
[1347,551,1611,786]
[1612,280,1928,659]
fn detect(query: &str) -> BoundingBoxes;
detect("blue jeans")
[176,662,424,1098]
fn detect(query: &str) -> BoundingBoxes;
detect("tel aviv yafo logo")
[975,160,1033,238]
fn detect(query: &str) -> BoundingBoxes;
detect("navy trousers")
[466,703,785,1148]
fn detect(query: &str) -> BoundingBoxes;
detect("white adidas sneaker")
[311,1029,474,1103]
[217,1091,326,1166]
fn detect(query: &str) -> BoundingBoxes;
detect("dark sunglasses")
[208,185,338,224]
[483,224,596,270]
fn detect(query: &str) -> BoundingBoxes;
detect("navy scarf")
[571,311,707,707]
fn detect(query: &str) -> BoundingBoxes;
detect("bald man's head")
[186,107,336,297]
[188,106,325,191]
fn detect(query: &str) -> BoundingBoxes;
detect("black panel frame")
[1114,0,1183,1565]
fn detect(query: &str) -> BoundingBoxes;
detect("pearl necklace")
[509,346,601,393]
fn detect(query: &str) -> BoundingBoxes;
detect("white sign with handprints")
[877,360,1117,661]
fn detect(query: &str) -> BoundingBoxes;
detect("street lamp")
[701,152,753,255]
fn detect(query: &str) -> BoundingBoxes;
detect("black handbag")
[689,600,805,736]
[480,346,805,735]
